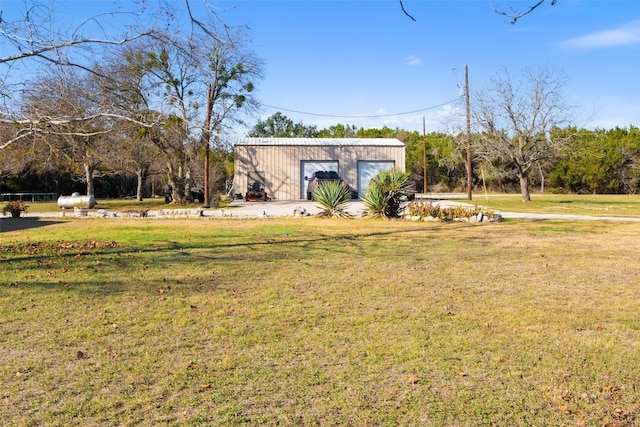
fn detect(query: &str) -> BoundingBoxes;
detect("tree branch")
[491,0,557,24]
[0,132,32,150]
[0,33,154,65]
[398,0,416,21]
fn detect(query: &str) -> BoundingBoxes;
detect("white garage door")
[357,161,395,197]
[301,161,339,199]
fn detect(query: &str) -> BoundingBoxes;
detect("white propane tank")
[57,192,97,209]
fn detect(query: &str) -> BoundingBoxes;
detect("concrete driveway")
[209,200,366,218]
[213,197,475,218]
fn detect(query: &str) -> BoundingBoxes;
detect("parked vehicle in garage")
[305,171,356,200]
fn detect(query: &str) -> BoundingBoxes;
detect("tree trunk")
[84,163,96,196]
[538,162,545,194]
[167,162,191,205]
[135,167,146,202]
[518,172,531,202]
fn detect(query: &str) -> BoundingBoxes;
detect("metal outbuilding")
[233,137,406,200]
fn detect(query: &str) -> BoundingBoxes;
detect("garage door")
[301,161,339,199]
[357,161,395,197]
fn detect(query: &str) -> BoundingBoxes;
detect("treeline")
[3,113,640,198]
[249,113,640,195]
[395,125,640,195]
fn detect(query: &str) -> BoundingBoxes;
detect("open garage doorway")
[357,161,395,197]
[300,161,339,199]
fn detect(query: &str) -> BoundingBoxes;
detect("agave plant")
[312,180,352,218]
[362,168,414,218]
[360,185,386,217]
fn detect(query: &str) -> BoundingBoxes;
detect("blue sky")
[4,0,640,135]
[210,0,640,134]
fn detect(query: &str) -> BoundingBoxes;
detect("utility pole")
[422,116,428,194]
[203,84,213,208]
[465,65,472,201]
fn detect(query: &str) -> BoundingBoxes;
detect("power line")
[258,97,462,119]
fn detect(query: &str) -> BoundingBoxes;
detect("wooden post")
[422,116,428,194]
[465,65,472,201]
[203,84,213,207]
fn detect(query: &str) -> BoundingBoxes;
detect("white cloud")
[560,20,640,50]
[405,54,422,66]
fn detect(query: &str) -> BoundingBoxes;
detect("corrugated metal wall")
[233,143,405,200]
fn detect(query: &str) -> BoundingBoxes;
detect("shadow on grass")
[0,217,64,233]
[1,222,482,297]
[132,224,460,260]
[1,222,468,266]
[2,226,425,262]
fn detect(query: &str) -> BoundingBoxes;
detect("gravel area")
[213,200,366,218]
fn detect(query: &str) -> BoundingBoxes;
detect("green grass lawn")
[456,193,640,217]
[1,215,640,426]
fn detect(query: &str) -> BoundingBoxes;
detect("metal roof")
[235,137,405,147]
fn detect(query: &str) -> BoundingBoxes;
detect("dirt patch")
[0,240,124,255]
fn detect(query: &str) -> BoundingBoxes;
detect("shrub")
[407,201,498,222]
[2,201,28,218]
[312,180,352,218]
[362,168,414,218]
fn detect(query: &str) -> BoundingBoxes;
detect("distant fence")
[1,192,58,202]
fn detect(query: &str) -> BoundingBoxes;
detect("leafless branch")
[184,0,223,41]
[399,0,416,22]
[0,132,32,150]
[491,0,557,24]
[0,110,166,150]
[0,33,154,65]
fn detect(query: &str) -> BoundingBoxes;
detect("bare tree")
[101,122,163,201]
[0,0,234,151]
[472,67,571,201]
[0,0,155,138]
[89,50,168,201]
[0,2,153,67]
[98,26,261,204]
[20,69,113,196]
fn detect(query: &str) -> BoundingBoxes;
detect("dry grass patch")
[1,218,640,426]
